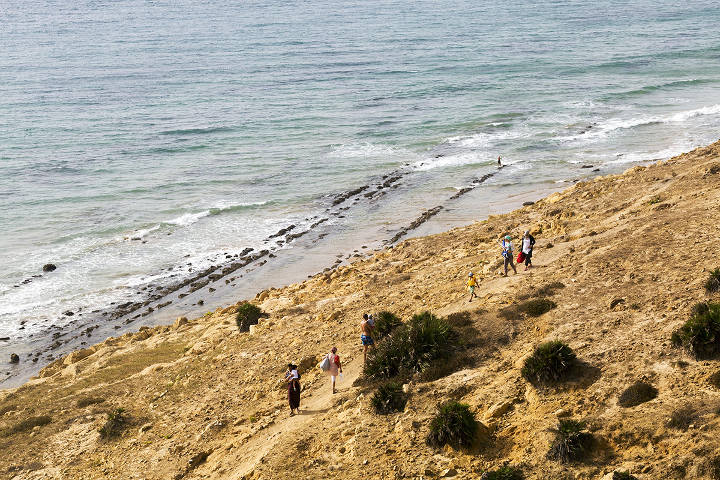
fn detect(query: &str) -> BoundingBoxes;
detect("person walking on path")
[327,347,342,394]
[361,314,375,363]
[499,235,517,276]
[467,272,479,302]
[285,363,301,416]
[521,230,536,270]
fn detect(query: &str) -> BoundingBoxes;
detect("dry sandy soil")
[2,141,720,480]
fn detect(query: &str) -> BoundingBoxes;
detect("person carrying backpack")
[498,235,517,276]
[319,347,343,394]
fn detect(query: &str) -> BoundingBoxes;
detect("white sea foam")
[210,200,268,210]
[561,104,720,142]
[166,211,211,226]
[329,142,410,159]
[607,143,697,165]
[413,152,488,171]
[132,225,161,238]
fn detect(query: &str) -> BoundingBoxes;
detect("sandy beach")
[1,141,719,479]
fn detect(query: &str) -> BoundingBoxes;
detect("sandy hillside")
[1,141,720,480]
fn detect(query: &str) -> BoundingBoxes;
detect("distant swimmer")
[497,155,502,166]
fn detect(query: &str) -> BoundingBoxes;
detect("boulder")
[63,348,93,365]
[484,400,513,419]
[10,353,20,364]
[42,264,57,272]
[298,355,317,373]
[174,316,188,329]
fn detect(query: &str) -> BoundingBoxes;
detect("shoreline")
[0,166,572,389]
[0,150,670,390]
[1,140,719,479]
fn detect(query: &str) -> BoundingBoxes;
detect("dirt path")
[223,356,365,479]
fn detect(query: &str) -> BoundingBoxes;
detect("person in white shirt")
[521,230,536,270]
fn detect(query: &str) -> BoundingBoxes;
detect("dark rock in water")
[10,353,20,364]
[593,168,600,172]
[580,165,594,168]
[43,263,57,272]
[522,201,535,206]
[0,337,9,341]
[63,310,74,316]
[198,300,204,306]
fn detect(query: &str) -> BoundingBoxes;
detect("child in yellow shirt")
[467,272,478,302]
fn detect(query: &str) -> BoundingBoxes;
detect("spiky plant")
[706,268,720,293]
[374,311,402,339]
[371,382,407,414]
[364,311,455,379]
[521,341,576,385]
[671,302,720,359]
[236,303,264,332]
[426,401,478,449]
[547,419,593,463]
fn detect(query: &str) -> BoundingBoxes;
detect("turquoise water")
[2,0,720,347]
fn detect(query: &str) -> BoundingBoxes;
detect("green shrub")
[426,401,478,449]
[371,382,407,414]
[521,341,576,385]
[480,465,524,480]
[618,381,658,407]
[547,419,593,463]
[77,396,105,408]
[706,269,720,293]
[519,298,557,317]
[364,311,455,379]
[1,415,52,437]
[98,408,128,439]
[612,472,638,480]
[666,407,695,431]
[374,311,402,339]
[236,303,264,332]
[671,302,720,359]
[692,302,710,316]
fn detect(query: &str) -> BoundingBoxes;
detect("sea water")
[1,0,720,373]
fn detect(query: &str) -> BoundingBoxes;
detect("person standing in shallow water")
[360,313,375,363]
[285,363,301,416]
[327,347,342,394]
[521,230,536,270]
[499,235,517,276]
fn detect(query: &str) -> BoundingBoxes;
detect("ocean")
[2,0,720,386]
